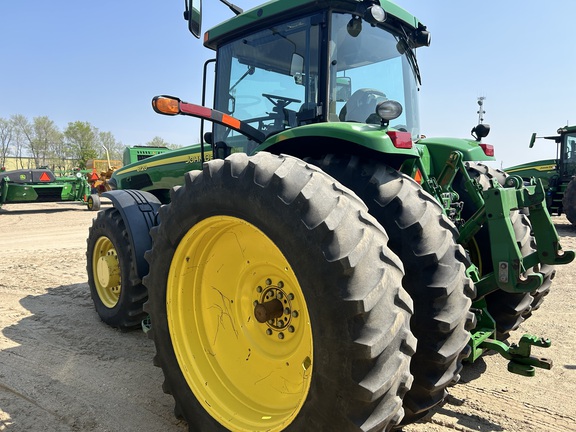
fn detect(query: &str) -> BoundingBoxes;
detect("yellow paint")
[167,216,312,431]
[119,151,214,175]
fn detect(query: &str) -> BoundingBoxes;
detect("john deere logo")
[20,174,26,180]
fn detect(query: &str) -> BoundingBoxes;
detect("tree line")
[0,115,177,171]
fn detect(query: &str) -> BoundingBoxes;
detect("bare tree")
[10,115,63,169]
[0,117,13,168]
[33,116,62,167]
[10,115,31,169]
[11,115,34,167]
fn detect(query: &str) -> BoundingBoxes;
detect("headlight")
[366,5,386,24]
[376,100,403,122]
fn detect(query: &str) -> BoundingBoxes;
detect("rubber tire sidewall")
[307,154,475,423]
[143,153,415,432]
[86,208,147,329]
[562,177,576,225]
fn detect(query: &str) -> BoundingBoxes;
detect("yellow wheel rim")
[92,236,121,308]
[167,216,313,431]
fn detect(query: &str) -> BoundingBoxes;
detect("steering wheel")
[262,93,301,109]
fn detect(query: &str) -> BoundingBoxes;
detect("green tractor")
[506,125,576,224]
[86,1,573,430]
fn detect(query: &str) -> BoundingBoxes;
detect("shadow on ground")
[0,283,185,432]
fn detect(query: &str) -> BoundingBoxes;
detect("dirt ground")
[0,201,575,432]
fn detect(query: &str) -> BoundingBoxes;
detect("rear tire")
[86,208,147,329]
[563,177,576,225]
[307,155,474,424]
[143,152,416,432]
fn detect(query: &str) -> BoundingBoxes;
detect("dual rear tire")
[308,155,474,424]
[87,152,476,430]
[143,153,416,431]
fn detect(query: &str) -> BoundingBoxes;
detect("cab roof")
[204,0,423,50]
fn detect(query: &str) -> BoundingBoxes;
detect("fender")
[417,137,495,177]
[102,189,162,280]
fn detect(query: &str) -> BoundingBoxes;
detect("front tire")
[86,208,148,329]
[143,152,416,432]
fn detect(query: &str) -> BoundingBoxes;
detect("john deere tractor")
[506,125,576,224]
[86,1,573,431]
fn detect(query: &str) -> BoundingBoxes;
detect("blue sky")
[1,1,575,168]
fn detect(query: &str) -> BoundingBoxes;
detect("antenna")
[477,96,486,124]
[220,0,243,15]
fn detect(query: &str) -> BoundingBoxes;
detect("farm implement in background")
[0,167,91,209]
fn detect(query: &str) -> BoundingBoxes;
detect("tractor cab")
[558,126,576,178]
[186,0,429,157]
[506,125,576,217]
[523,125,576,180]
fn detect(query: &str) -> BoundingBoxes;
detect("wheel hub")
[96,253,120,289]
[253,279,299,340]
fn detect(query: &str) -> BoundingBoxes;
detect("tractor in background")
[506,125,576,225]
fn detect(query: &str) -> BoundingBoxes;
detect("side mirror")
[529,132,537,148]
[184,0,202,38]
[290,54,304,77]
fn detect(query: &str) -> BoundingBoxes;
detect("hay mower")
[86,1,573,430]
[0,167,91,209]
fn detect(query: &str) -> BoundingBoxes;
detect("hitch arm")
[480,334,553,377]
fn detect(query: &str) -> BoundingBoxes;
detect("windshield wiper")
[395,33,422,85]
[230,65,255,92]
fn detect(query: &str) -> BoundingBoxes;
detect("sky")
[1,0,575,168]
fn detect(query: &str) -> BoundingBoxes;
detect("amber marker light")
[152,95,181,116]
